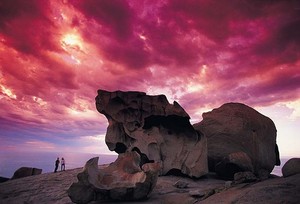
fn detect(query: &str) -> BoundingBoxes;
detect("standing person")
[54,157,60,173]
[61,157,65,171]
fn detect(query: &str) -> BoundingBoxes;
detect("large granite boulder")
[282,158,300,177]
[67,151,161,203]
[95,90,208,178]
[193,103,280,179]
[11,167,42,179]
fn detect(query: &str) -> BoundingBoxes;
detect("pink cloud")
[0,0,60,56]
[0,0,299,155]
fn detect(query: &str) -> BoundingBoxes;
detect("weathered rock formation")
[11,167,42,179]
[193,103,280,179]
[282,158,300,177]
[1,164,300,203]
[68,151,161,203]
[95,90,208,178]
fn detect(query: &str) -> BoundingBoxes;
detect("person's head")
[57,157,59,160]
[62,157,64,160]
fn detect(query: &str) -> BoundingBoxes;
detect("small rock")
[224,181,232,189]
[282,158,300,177]
[189,189,205,197]
[174,180,189,189]
[199,189,216,200]
[234,171,257,184]
[11,167,42,179]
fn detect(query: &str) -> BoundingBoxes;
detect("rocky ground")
[0,165,299,204]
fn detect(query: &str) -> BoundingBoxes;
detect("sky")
[0,0,299,158]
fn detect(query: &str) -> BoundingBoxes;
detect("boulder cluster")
[67,90,296,203]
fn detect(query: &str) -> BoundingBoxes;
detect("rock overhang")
[95,89,208,178]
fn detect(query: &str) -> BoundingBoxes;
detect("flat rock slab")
[0,166,299,204]
[0,168,80,204]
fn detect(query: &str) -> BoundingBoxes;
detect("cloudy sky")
[0,0,299,157]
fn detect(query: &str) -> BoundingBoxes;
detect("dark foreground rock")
[0,166,299,204]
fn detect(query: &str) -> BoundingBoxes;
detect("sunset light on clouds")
[0,0,299,157]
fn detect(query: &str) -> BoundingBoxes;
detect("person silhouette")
[54,157,60,173]
[61,157,65,171]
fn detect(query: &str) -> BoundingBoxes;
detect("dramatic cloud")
[0,0,299,156]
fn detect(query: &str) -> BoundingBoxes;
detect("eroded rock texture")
[96,90,208,178]
[68,151,161,203]
[193,103,280,179]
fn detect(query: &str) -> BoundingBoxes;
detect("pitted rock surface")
[68,152,161,203]
[96,90,208,178]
